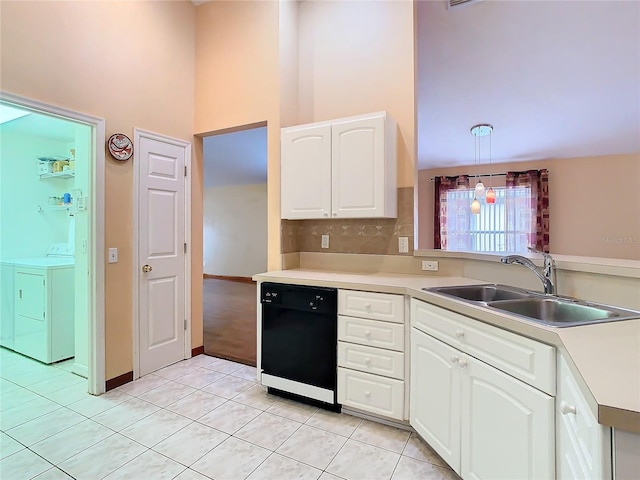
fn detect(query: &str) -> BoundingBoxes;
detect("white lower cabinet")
[410,299,555,479]
[337,289,405,421]
[556,354,612,480]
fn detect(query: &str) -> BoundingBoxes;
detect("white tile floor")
[0,348,460,480]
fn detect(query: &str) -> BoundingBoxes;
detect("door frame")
[132,128,192,379]
[0,90,106,395]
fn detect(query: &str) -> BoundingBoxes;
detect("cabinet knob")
[450,356,459,364]
[365,358,372,365]
[332,212,337,217]
[560,401,577,415]
[364,303,372,310]
[323,212,328,217]
[455,330,465,338]
[364,391,371,398]
[364,330,371,337]
[458,359,468,368]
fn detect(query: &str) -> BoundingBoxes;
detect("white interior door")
[137,132,188,376]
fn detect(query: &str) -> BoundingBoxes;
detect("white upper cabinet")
[281,112,397,220]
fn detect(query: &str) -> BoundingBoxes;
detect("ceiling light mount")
[470,124,493,137]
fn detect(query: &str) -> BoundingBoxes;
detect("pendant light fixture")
[470,124,493,212]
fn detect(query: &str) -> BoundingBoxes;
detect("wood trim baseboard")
[105,371,133,391]
[203,274,255,284]
[191,345,205,357]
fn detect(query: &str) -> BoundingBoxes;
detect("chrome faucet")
[500,248,557,295]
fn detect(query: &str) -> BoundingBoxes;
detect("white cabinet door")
[556,354,611,480]
[331,113,395,218]
[410,328,462,473]
[281,122,332,219]
[461,356,555,480]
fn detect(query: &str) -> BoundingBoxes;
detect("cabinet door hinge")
[43,311,45,319]
[184,319,187,331]
[184,243,187,254]
[184,165,187,177]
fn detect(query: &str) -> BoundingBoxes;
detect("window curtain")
[505,169,550,252]
[434,175,470,249]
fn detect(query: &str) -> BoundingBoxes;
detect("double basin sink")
[425,284,640,327]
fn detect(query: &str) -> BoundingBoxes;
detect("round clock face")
[107,133,133,161]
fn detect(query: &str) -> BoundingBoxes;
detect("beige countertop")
[254,269,640,433]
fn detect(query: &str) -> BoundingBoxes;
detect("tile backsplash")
[281,187,414,255]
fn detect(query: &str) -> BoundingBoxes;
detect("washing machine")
[2,243,75,363]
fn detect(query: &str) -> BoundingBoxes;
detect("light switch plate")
[108,247,118,263]
[321,235,329,249]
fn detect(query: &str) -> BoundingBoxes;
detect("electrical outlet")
[422,260,439,271]
[108,247,118,264]
[321,234,330,249]
[398,237,409,253]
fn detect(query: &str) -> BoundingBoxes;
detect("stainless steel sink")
[427,284,533,302]
[425,284,640,327]
[487,298,640,326]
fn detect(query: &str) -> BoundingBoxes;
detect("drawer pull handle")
[365,358,372,365]
[364,330,371,337]
[455,330,465,338]
[364,391,371,398]
[450,356,459,364]
[458,359,468,368]
[560,401,577,415]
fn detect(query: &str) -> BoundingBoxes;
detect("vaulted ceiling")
[416,0,640,168]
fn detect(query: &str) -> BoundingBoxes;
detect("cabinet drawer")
[411,299,555,395]
[338,367,404,420]
[338,341,404,380]
[338,290,404,323]
[338,315,404,352]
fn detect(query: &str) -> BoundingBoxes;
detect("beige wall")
[297,0,416,188]
[417,154,640,260]
[195,0,282,277]
[203,184,268,277]
[1,1,196,380]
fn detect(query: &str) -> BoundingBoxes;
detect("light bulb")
[475,181,485,198]
[486,187,496,204]
[471,197,481,214]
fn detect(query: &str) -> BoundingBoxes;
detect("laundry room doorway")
[0,92,105,395]
[201,123,268,366]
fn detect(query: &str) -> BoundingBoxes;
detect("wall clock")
[107,133,133,161]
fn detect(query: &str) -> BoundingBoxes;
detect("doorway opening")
[0,93,105,395]
[202,124,268,366]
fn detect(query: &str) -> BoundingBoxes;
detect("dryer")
[4,243,75,363]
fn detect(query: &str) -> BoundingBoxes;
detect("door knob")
[142,265,153,273]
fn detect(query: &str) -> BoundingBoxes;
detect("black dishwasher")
[260,282,339,410]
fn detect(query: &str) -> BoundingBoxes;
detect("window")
[434,170,549,253]
[444,186,531,253]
